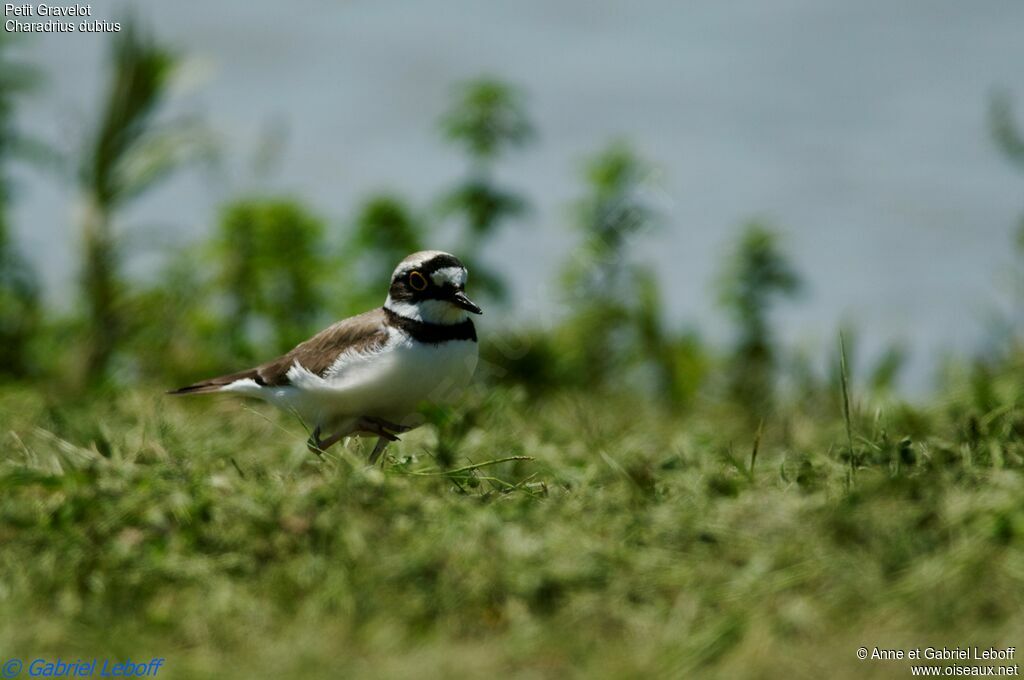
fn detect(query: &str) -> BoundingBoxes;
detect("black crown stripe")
[393,254,464,280]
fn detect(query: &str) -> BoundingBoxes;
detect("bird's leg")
[306,425,348,455]
[368,436,390,465]
[354,416,408,441]
[318,430,348,451]
[360,416,413,436]
[355,417,412,466]
[306,426,324,456]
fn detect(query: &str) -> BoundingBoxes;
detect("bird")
[169,250,482,463]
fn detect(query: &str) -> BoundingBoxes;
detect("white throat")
[385,296,470,325]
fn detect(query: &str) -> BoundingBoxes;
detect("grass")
[0,379,1023,679]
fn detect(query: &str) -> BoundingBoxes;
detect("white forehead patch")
[431,266,467,288]
[392,250,451,280]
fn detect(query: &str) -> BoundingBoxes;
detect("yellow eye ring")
[409,271,428,291]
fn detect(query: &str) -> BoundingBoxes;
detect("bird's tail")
[168,368,263,396]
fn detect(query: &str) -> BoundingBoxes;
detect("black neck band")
[384,307,477,344]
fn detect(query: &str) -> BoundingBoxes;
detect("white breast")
[264,328,478,430]
[358,333,478,421]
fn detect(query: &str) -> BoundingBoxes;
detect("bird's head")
[384,251,482,324]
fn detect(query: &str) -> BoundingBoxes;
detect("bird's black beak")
[451,290,483,315]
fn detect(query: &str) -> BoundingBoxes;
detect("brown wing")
[169,308,390,394]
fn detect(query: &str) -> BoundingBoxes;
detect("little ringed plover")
[170,250,482,463]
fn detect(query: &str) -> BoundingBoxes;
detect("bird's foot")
[368,436,390,465]
[355,416,411,441]
[308,418,408,463]
[306,426,323,456]
[307,425,347,455]
[356,417,411,465]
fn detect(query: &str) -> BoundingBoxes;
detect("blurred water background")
[9,0,1024,392]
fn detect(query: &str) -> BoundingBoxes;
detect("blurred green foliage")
[212,198,328,357]
[0,34,41,378]
[559,142,658,387]
[0,31,833,416]
[564,141,655,300]
[486,142,709,409]
[634,271,709,408]
[717,222,802,415]
[343,193,425,312]
[439,78,534,302]
[991,92,1024,172]
[440,77,534,163]
[75,19,207,385]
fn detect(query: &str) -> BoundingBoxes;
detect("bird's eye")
[409,271,428,291]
